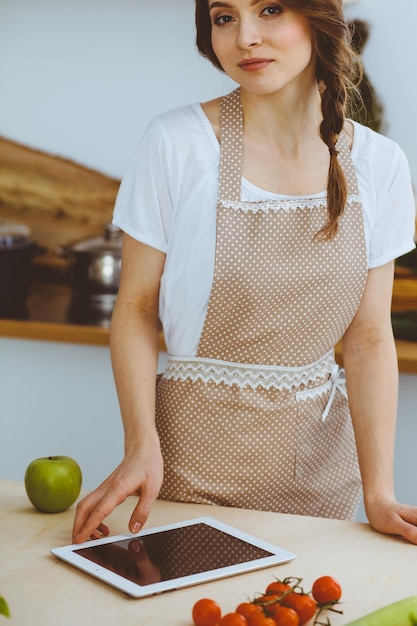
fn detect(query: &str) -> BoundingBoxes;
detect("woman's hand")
[366,496,417,545]
[71,440,163,544]
[342,263,417,546]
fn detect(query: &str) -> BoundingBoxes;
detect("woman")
[72,0,417,544]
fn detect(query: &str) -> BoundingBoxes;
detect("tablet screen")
[74,522,274,587]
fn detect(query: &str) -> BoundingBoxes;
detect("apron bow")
[322,364,347,422]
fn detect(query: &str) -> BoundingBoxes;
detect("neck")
[240,83,323,155]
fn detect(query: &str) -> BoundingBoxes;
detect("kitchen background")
[1,0,416,523]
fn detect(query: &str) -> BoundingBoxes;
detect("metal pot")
[0,218,37,319]
[58,223,123,325]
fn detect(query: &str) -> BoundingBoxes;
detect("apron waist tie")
[322,364,348,422]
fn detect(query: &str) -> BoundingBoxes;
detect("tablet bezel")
[51,516,296,598]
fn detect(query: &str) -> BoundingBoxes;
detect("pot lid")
[70,224,122,256]
[0,218,32,247]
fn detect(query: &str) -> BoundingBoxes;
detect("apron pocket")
[294,380,356,478]
[294,381,361,519]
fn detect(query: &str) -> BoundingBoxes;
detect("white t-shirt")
[113,103,416,357]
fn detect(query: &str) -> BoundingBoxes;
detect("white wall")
[0,0,233,179]
[343,0,417,188]
[0,337,167,490]
[0,0,416,186]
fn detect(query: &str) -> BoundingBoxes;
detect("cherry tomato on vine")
[312,576,342,605]
[282,593,316,625]
[219,613,248,626]
[255,594,282,607]
[269,605,300,626]
[192,598,222,626]
[265,581,292,598]
[235,602,264,620]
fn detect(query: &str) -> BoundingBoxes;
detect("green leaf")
[0,596,10,618]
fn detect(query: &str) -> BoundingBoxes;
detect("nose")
[236,17,262,49]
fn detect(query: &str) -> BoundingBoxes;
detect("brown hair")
[195,0,362,240]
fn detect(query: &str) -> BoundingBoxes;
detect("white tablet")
[51,516,296,598]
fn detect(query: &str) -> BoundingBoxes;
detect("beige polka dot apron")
[156,88,368,520]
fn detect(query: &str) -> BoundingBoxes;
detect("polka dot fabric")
[157,374,362,519]
[156,88,367,520]
[197,90,367,365]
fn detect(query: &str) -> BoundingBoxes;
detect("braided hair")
[195,0,362,240]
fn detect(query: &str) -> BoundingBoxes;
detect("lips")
[238,58,273,71]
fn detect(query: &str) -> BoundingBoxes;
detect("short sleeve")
[351,124,416,269]
[369,143,415,268]
[112,117,174,253]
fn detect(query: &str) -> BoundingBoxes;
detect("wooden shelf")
[1,280,416,372]
[0,317,168,352]
[0,280,168,349]
[0,317,109,346]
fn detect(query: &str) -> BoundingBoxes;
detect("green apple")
[24,455,82,513]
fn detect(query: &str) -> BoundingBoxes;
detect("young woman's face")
[208,0,315,96]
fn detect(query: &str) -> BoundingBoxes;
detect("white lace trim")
[220,194,360,213]
[162,351,335,391]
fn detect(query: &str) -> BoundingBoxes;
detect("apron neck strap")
[218,88,360,200]
[336,130,360,196]
[219,88,243,202]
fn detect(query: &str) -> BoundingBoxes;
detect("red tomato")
[265,582,292,598]
[219,614,248,626]
[192,598,222,626]
[269,606,300,626]
[235,603,264,619]
[282,593,316,625]
[247,615,276,626]
[311,576,342,605]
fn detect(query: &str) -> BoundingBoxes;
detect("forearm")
[110,299,161,455]
[342,326,398,508]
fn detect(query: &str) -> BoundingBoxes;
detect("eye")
[213,14,235,26]
[260,5,283,17]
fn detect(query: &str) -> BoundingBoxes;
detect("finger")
[74,501,118,543]
[72,491,105,542]
[72,486,109,536]
[128,485,159,534]
[398,509,417,545]
[73,491,127,543]
[370,506,417,545]
[89,523,110,541]
[399,506,417,527]
[399,525,417,545]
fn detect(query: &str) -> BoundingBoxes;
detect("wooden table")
[1,481,417,625]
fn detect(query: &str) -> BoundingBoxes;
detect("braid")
[313,19,362,239]
[317,77,348,240]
